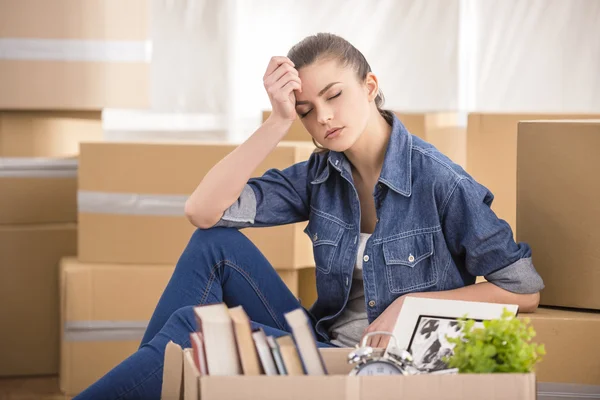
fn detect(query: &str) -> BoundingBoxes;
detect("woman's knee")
[165,305,197,332]
[187,226,249,252]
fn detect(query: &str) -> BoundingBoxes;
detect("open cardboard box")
[162,342,536,400]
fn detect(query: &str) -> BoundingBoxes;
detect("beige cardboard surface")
[0,176,77,224]
[0,0,149,109]
[78,141,316,269]
[0,0,148,40]
[0,112,103,224]
[522,307,600,385]
[0,223,76,377]
[181,347,536,400]
[0,61,150,110]
[467,113,600,234]
[59,257,174,395]
[517,120,600,310]
[0,111,102,157]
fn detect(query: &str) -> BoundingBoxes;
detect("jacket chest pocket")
[382,233,438,293]
[304,215,345,274]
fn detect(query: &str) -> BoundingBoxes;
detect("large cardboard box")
[0,112,102,224]
[77,141,315,270]
[171,345,536,400]
[0,0,149,109]
[0,223,76,377]
[262,111,466,168]
[517,120,600,310]
[59,257,174,396]
[523,307,600,385]
[467,113,600,234]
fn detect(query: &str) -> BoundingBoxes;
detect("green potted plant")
[444,309,545,373]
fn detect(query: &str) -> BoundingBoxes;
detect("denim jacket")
[214,114,544,341]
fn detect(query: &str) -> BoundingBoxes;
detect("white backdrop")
[143,0,600,141]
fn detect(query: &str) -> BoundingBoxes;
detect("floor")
[0,376,70,400]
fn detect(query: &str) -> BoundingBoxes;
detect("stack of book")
[189,304,327,376]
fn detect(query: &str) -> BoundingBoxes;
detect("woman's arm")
[404,282,540,312]
[185,56,301,228]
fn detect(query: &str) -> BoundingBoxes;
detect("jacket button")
[363,255,369,262]
[313,233,318,242]
[408,254,415,263]
[368,300,376,307]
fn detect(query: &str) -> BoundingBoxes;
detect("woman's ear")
[365,72,379,102]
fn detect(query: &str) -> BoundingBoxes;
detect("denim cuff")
[213,184,257,228]
[484,257,545,294]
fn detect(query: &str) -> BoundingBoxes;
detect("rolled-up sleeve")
[440,177,545,294]
[212,158,312,229]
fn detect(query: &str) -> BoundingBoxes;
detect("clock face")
[355,360,403,376]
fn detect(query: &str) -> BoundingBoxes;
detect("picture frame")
[385,298,519,372]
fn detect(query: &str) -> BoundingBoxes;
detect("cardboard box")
[0,0,149,109]
[262,111,466,167]
[172,345,536,400]
[467,113,600,234]
[523,307,600,385]
[59,257,174,396]
[517,120,600,310]
[77,141,316,270]
[0,223,76,377]
[0,112,102,224]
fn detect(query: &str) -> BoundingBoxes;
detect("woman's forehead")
[298,60,355,92]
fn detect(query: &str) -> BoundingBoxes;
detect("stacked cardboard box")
[0,0,151,391]
[262,111,467,168]
[0,112,103,377]
[516,119,600,385]
[0,0,150,110]
[467,113,600,234]
[60,140,318,395]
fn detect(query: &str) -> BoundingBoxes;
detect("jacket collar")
[310,114,412,197]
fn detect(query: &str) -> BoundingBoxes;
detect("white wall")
[470,0,600,113]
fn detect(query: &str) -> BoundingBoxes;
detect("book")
[251,328,278,375]
[189,331,208,375]
[194,303,241,375]
[276,335,305,375]
[284,308,327,375]
[266,335,287,375]
[228,306,262,375]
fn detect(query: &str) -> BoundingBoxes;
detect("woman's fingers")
[263,56,295,81]
[264,63,298,89]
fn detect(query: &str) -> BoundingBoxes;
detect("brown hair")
[287,33,394,151]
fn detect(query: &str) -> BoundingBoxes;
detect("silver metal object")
[347,331,420,376]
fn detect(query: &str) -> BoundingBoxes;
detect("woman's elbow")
[184,199,216,229]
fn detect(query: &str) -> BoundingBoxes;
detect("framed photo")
[385,298,519,372]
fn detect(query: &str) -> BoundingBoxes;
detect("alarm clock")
[347,331,421,376]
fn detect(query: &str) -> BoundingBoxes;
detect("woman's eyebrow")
[296,82,342,106]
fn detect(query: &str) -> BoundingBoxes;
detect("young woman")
[74,33,543,399]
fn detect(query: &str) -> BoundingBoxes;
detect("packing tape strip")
[0,38,152,62]
[64,320,149,342]
[0,157,77,178]
[78,190,187,216]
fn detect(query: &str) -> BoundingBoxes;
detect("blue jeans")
[74,227,335,399]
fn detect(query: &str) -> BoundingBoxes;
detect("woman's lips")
[325,127,344,139]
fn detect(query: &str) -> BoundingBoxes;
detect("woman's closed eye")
[297,91,342,119]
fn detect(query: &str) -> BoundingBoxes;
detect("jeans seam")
[113,364,163,400]
[200,260,287,331]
